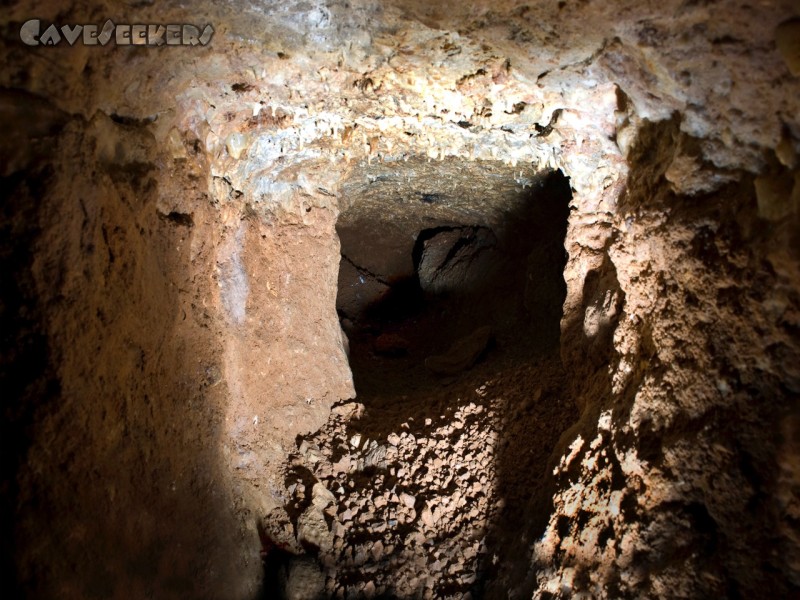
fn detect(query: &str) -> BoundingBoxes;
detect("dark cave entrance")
[336,168,573,404]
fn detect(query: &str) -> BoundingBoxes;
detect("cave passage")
[272,167,581,597]
[336,168,573,408]
[6,2,800,597]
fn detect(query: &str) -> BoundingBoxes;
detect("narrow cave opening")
[271,165,581,596]
[336,168,572,405]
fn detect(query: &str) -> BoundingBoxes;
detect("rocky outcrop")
[416,227,497,296]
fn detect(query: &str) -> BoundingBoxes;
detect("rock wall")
[2,105,261,597]
[1,0,799,597]
[536,118,800,598]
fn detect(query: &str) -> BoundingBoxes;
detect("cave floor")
[273,311,577,598]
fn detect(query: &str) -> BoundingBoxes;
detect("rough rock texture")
[277,344,574,599]
[1,0,799,598]
[416,227,497,296]
[535,119,800,599]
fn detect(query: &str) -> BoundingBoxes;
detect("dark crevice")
[157,210,194,227]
